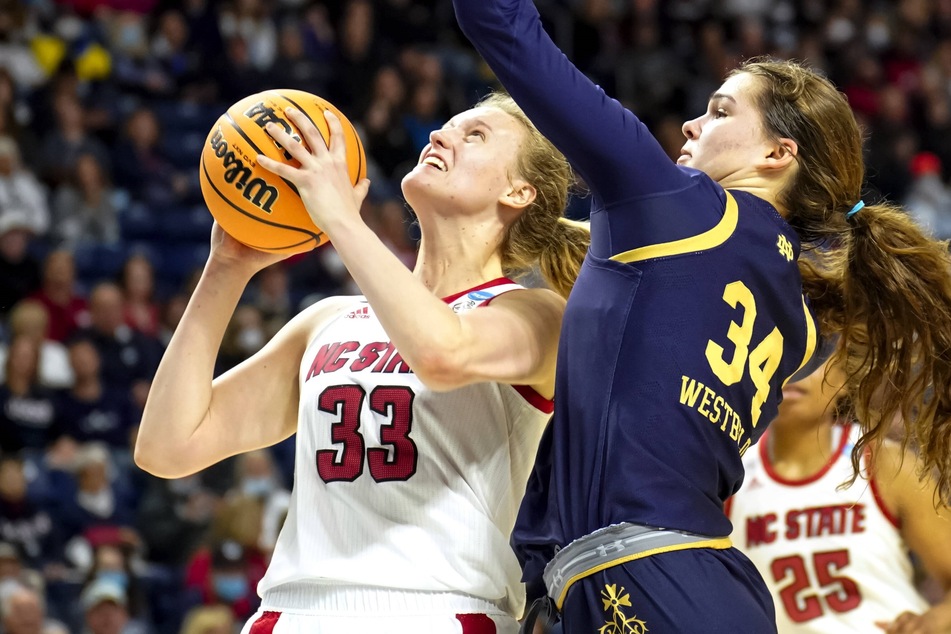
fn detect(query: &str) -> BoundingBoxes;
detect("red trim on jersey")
[866,446,902,529]
[248,611,281,634]
[760,425,851,486]
[441,277,516,304]
[512,384,555,413]
[456,614,497,633]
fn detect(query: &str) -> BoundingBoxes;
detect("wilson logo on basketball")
[207,127,279,213]
[244,102,301,161]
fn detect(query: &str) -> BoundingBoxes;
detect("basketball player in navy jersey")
[453,0,951,631]
[135,93,590,633]
[728,358,951,633]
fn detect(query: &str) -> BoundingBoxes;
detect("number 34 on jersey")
[679,280,785,456]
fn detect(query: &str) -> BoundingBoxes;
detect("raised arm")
[452,0,690,202]
[257,110,564,397]
[133,227,349,479]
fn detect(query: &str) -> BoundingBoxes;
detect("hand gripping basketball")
[199,89,366,254]
[256,108,371,240]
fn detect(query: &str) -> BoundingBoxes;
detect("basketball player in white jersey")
[134,93,590,634]
[727,359,951,633]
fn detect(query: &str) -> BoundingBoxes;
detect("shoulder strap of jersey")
[446,282,525,312]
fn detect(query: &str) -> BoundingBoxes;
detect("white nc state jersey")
[728,425,928,632]
[258,279,553,617]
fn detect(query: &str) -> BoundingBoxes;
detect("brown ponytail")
[742,58,951,502]
[804,205,951,501]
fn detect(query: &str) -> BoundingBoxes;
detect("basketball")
[199,89,366,254]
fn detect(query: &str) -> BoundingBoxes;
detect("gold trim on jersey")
[610,191,739,263]
[784,297,818,386]
[553,537,733,609]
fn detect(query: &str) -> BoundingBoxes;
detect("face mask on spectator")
[96,570,129,590]
[242,477,274,498]
[213,574,248,602]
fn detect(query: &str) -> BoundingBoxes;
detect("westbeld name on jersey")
[679,374,749,454]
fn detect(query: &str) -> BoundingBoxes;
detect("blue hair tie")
[846,200,865,219]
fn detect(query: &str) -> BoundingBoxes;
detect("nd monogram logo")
[777,235,794,262]
[597,584,648,634]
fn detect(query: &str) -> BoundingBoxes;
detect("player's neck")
[767,420,836,480]
[413,229,506,298]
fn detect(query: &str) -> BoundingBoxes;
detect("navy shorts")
[558,547,776,633]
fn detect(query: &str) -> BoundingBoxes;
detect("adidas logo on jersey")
[345,306,370,319]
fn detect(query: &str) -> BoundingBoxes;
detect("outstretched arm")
[452,0,690,203]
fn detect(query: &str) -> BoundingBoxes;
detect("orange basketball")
[199,89,366,254]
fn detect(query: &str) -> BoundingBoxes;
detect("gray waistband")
[543,523,729,607]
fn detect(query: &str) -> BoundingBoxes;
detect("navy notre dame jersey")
[456,0,818,589]
[515,186,816,581]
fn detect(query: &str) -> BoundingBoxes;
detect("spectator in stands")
[231,451,289,556]
[0,457,58,570]
[0,543,38,589]
[0,137,48,239]
[150,10,203,97]
[184,540,260,624]
[217,0,277,72]
[0,69,40,171]
[81,542,149,630]
[401,80,447,154]
[118,255,159,339]
[47,443,138,549]
[0,581,69,634]
[135,472,222,570]
[50,152,120,249]
[0,336,62,455]
[74,282,162,406]
[367,197,417,270]
[112,108,189,206]
[38,93,111,189]
[156,294,188,349]
[57,337,137,450]
[246,264,290,340]
[270,19,332,94]
[361,66,413,182]
[0,300,73,389]
[332,0,385,113]
[28,250,89,344]
[0,211,41,323]
[904,151,951,240]
[79,579,143,634]
[215,305,266,375]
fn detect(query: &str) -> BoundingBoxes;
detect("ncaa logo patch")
[467,290,494,301]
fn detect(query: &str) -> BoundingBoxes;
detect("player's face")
[775,361,846,429]
[401,106,529,215]
[678,73,778,183]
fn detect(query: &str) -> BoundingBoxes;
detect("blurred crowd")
[1,0,951,632]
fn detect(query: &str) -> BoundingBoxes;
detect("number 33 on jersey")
[255,280,554,618]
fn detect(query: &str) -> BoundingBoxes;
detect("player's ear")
[762,138,798,171]
[500,180,536,210]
